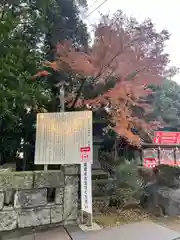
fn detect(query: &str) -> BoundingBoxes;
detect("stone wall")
[0,165,79,231]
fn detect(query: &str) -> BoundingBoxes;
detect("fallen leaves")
[94,208,150,228]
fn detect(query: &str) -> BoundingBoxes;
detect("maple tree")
[36,11,174,146]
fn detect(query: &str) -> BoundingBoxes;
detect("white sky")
[85,0,180,83]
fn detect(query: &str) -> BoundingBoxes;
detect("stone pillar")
[63,165,79,225]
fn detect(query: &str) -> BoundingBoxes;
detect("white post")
[80,162,93,226]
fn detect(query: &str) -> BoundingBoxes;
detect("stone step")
[92,170,109,180]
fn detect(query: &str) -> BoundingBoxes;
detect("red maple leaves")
[34,13,169,145]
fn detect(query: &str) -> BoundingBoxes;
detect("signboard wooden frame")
[34,111,93,165]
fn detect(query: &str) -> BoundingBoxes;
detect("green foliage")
[109,163,141,205]
[0,2,50,165]
[43,0,89,60]
[147,79,180,129]
[115,163,141,190]
[0,0,88,167]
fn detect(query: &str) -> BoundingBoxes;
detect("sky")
[85,0,180,83]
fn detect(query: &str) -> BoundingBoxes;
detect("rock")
[0,210,17,231]
[138,165,180,216]
[164,188,180,216]
[14,189,47,209]
[141,183,180,216]
[18,207,50,228]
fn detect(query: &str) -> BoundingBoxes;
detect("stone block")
[0,171,33,190]
[14,189,47,209]
[18,207,50,228]
[0,192,4,209]
[50,205,63,223]
[64,165,79,175]
[55,187,64,204]
[0,210,17,231]
[4,190,14,205]
[0,172,13,190]
[63,185,78,221]
[12,172,33,189]
[65,176,79,186]
[34,171,64,188]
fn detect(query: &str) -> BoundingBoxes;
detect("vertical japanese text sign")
[81,162,92,214]
[80,113,93,215]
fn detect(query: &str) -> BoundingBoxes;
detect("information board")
[34,111,93,165]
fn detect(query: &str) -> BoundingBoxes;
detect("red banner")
[80,147,90,152]
[153,131,180,145]
[80,146,91,163]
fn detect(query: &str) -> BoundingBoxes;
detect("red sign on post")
[80,147,91,162]
[153,132,180,145]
